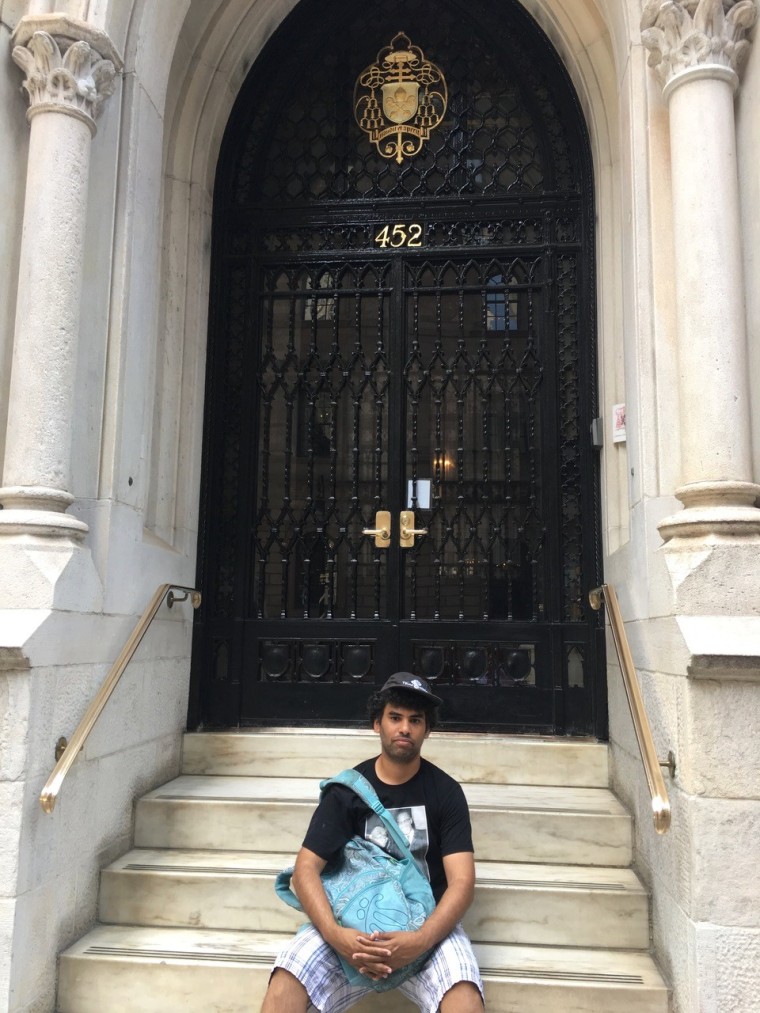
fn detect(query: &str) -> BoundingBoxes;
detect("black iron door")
[191,0,605,734]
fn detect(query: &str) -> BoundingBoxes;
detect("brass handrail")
[39,583,201,814]
[589,583,674,835]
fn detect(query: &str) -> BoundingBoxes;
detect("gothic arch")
[103,0,635,551]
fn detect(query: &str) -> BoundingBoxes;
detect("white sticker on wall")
[612,403,627,443]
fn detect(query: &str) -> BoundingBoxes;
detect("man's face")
[397,811,415,842]
[368,825,390,848]
[373,702,429,765]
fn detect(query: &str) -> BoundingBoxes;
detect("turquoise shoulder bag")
[274,768,436,990]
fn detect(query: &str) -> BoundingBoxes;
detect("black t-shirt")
[302,757,473,903]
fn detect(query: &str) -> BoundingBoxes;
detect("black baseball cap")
[379,672,443,706]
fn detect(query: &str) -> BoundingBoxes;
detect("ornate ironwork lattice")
[230,0,579,205]
[403,258,544,622]
[557,253,584,622]
[212,264,246,618]
[253,264,391,621]
[195,0,602,733]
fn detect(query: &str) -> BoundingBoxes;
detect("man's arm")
[417,850,476,947]
[290,846,392,977]
[353,851,476,976]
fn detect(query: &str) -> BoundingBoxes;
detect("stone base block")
[663,537,760,616]
[0,538,102,611]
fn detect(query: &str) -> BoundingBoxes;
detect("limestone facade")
[0,1,758,1011]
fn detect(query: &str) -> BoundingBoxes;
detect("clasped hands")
[331,925,428,980]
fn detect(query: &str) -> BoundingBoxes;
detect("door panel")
[240,253,562,728]
[401,257,544,624]
[252,264,393,623]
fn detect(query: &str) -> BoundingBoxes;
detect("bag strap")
[320,769,418,863]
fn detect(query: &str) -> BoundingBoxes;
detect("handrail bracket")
[660,750,676,779]
[167,589,202,609]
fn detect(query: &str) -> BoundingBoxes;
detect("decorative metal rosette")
[354,32,448,164]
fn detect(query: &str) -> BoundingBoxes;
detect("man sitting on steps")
[260,671,484,1013]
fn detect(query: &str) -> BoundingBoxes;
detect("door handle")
[362,510,391,548]
[399,510,428,548]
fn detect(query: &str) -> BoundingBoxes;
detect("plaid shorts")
[271,922,483,1012]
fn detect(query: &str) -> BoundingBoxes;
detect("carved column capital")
[641,0,756,98]
[11,15,122,134]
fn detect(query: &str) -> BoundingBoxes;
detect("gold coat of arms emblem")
[355,33,448,164]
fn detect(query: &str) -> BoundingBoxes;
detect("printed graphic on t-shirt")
[364,806,430,879]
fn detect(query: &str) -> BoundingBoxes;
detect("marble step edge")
[182,731,609,787]
[133,806,631,864]
[140,775,630,816]
[133,797,632,867]
[59,924,669,991]
[103,848,649,894]
[98,849,651,949]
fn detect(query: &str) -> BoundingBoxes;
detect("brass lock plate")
[363,510,391,548]
[400,509,425,548]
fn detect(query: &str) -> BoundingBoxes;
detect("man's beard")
[384,738,421,764]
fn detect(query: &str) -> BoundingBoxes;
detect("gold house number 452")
[374,223,423,248]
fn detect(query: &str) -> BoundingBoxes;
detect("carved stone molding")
[11,29,118,133]
[641,0,757,96]
[0,487,89,540]
[658,480,760,539]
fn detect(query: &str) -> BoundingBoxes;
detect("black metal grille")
[212,265,246,619]
[557,253,584,622]
[253,265,391,622]
[402,258,544,622]
[231,0,579,206]
[193,0,603,733]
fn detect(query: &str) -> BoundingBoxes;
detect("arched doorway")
[190,0,605,734]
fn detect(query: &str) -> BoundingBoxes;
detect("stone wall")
[604,13,760,1010]
[0,614,192,1011]
[0,3,199,1010]
[606,600,760,1012]
[0,10,29,1007]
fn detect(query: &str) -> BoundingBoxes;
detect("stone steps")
[100,848,649,949]
[58,925,668,1013]
[181,729,610,787]
[134,775,633,865]
[57,731,668,1012]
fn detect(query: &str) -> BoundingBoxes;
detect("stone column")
[0,16,121,539]
[641,0,760,541]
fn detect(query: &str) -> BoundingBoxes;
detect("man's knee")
[438,980,483,1012]
[261,968,309,1012]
